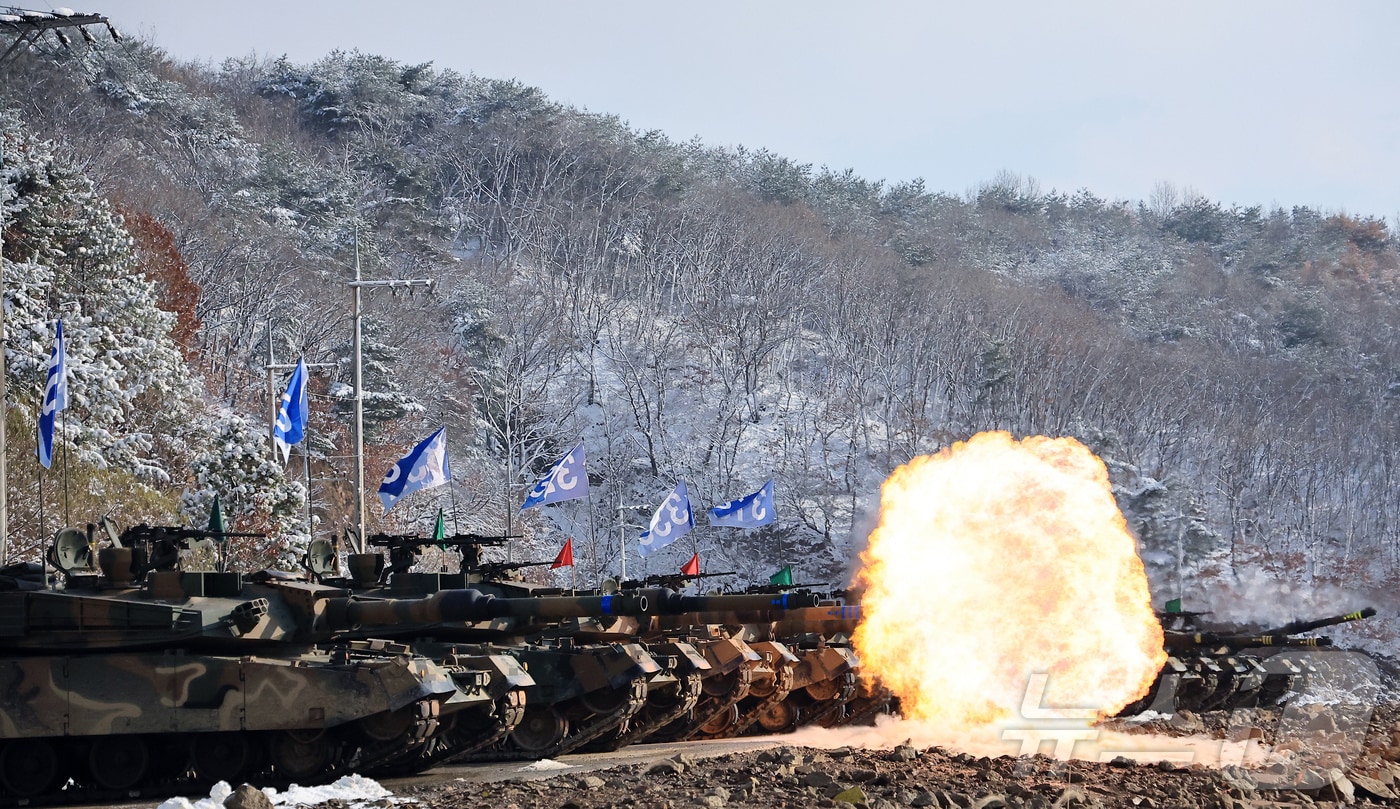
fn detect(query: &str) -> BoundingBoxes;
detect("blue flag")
[37,319,68,470]
[708,480,776,528]
[520,443,589,511]
[272,357,309,463]
[379,427,450,512]
[638,480,694,558]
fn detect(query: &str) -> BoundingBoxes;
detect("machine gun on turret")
[115,523,263,577]
[620,571,738,592]
[476,559,554,579]
[741,581,828,596]
[367,531,524,580]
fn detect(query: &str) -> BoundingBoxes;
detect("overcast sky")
[83,1,1400,218]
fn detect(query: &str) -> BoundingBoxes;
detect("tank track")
[590,671,704,750]
[656,665,755,742]
[835,686,896,727]
[787,669,860,730]
[460,678,649,762]
[367,688,528,776]
[697,661,795,739]
[0,707,441,808]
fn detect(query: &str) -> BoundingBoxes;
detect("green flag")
[208,494,226,537]
[769,565,793,587]
[432,507,446,542]
[1165,598,1182,613]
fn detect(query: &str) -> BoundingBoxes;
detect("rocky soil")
[315,696,1400,809]
[364,736,1393,809]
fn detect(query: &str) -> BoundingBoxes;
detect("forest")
[2,32,1398,607]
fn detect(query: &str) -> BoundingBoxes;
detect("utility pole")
[0,9,121,566]
[345,236,433,553]
[616,495,649,580]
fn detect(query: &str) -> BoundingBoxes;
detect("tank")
[331,533,842,753]
[0,521,528,803]
[316,531,680,762]
[621,581,871,739]
[1121,606,1378,715]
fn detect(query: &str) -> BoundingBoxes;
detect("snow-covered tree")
[179,410,307,569]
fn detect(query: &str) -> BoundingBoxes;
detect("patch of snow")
[1119,710,1172,724]
[155,780,232,809]
[270,774,396,806]
[154,774,400,809]
[518,758,573,772]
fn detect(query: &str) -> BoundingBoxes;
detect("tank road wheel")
[270,729,336,781]
[192,732,259,784]
[0,738,59,798]
[756,699,802,733]
[702,670,745,698]
[804,678,842,703]
[509,707,568,754]
[88,735,150,792]
[697,704,741,736]
[815,704,846,728]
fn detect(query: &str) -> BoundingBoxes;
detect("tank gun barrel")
[643,589,821,615]
[326,589,650,629]
[1164,632,1337,650]
[1262,607,1376,637]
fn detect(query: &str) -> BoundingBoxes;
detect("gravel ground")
[358,699,1400,809]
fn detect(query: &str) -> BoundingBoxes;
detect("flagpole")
[302,441,314,540]
[266,319,277,447]
[586,488,599,589]
[617,490,626,580]
[35,441,43,563]
[351,233,367,554]
[60,407,69,527]
[504,478,513,563]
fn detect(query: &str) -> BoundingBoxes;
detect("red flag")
[551,537,575,569]
[680,552,700,576]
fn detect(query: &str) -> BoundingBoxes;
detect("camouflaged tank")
[581,587,824,749]
[323,534,828,755]
[0,521,629,802]
[1120,606,1378,715]
[312,531,679,761]
[638,585,871,737]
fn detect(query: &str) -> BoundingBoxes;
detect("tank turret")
[1121,605,1379,715]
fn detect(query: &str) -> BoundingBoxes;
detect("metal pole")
[266,319,276,448]
[587,488,599,589]
[0,136,8,566]
[352,235,366,554]
[302,440,313,540]
[0,133,6,559]
[617,490,626,580]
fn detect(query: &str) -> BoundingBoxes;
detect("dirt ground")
[361,700,1400,809]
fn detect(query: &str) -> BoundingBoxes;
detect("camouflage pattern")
[1123,607,1377,715]
[0,645,452,738]
[0,522,574,801]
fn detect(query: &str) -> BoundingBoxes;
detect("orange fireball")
[853,431,1165,732]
